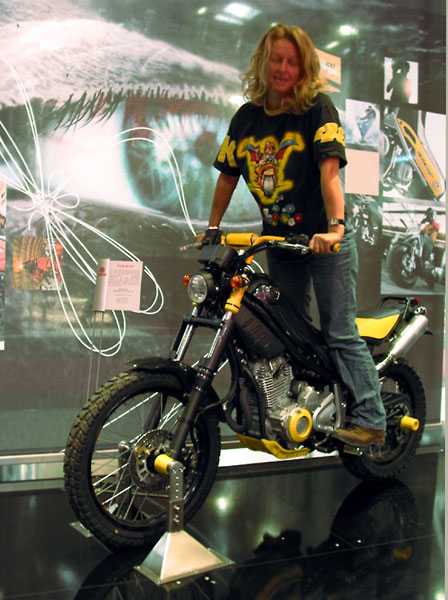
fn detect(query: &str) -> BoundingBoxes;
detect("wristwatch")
[328,217,345,227]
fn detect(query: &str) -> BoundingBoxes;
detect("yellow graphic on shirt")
[217,135,238,168]
[314,122,346,146]
[237,133,305,205]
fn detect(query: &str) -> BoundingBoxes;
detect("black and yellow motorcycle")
[64,233,428,551]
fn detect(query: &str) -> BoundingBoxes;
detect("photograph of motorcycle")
[381,108,445,203]
[382,203,445,293]
[64,233,428,551]
[346,194,381,248]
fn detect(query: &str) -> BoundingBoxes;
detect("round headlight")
[187,272,212,304]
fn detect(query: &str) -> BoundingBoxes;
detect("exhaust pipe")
[376,313,429,373]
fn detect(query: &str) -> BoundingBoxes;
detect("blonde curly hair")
[241,24,326,114]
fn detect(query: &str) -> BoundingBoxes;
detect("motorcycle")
[386,218,445,289]
[348,194,381,247]
[260,167,275,198]
[381,110,445,201]
[64,232,428,551]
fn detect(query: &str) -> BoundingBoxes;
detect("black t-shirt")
[213,93,347,237]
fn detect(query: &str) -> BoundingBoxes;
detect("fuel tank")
[234,274,337,379]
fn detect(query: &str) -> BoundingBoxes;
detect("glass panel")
[0,0,445,454]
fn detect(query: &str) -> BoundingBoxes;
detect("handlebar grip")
[222,233,257,247]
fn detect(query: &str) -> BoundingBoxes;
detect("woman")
[196,24,386,446]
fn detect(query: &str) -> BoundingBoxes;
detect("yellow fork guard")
[153,453,177,474]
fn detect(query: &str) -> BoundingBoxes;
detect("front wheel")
[64,370,221,551]
[262,175,275,198]
[386,243,418,287]
[339,359,426,481]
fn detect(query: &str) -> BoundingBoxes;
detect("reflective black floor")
[0,449,444,599]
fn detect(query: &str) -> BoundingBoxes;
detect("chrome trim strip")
[0,422,443,487]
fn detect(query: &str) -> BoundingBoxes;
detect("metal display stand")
[85,258,110,401]
[135,458,234,586]
[85,257,143,400]
[85,310,105,401]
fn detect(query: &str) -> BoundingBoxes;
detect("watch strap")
[328,217,345,227]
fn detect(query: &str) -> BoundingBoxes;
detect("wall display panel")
[0,0,445,453]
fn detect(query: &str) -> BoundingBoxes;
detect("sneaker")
[332,425,385,447]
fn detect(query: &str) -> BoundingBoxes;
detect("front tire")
[64,370,221,551]
[339,359,426,481]
[387,244,417,287]
[262,176,275,198]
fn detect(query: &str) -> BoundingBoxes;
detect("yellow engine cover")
[237,434,310,459]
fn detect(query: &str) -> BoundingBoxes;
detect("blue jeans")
[267,229,386,430]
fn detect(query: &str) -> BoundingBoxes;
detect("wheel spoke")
[88,388,193,526]
[103,393,157,429]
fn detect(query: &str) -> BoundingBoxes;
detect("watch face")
[329,218,344,226]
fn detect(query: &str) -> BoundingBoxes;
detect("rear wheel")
[64,370,221,551]
[339,359,425,481]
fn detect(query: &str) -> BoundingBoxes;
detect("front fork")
[170,306,201,363]
[168,310,235,459]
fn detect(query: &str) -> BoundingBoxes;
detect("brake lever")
[179,242,202,252]
[269,240,310,254]
[269,240,341,253]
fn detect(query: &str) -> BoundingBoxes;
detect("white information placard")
[93,259,143,312]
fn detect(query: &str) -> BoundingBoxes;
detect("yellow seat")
[356,311,401,343]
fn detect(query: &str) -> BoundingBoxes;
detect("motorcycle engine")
[245,355,335,447]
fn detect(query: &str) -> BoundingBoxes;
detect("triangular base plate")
[70,521,94,538]
[135,529,234,586]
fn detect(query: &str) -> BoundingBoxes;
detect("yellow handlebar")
[222,233,340,253]
[222,233,285,248]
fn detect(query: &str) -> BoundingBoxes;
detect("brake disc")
[129,430,171,493]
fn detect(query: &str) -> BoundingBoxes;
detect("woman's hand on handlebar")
[309,232,342,254]
[194,232,206,245]
[194,228,223,247]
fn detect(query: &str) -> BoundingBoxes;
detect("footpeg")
[400,416,419,431]
[343,445,363,456]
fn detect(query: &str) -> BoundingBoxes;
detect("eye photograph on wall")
[0,0,445,453]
